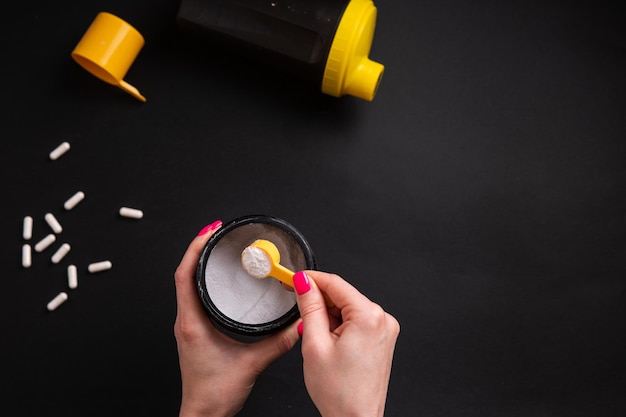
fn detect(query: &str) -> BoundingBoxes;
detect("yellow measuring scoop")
[71,12,146,102]
[242,239,334,306]
[241,239,295,287]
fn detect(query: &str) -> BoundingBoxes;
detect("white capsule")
[49,141,70,160]
[45,213,63,234]
[23,216,33,240]
[119,207,144,219]
[22,244,32,268]
[47,292,68,311]
[34,233,56,252]
[88,260,112,273]
[68,265,78,289]
[51,243,71,264]
[64,191,85,210]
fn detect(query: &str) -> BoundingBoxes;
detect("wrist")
[317,401,385,417]
[179,395,239,417]
[179,405,236,417]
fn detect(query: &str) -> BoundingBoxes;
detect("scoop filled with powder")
[241,245,273,279]
[241,239,296,288]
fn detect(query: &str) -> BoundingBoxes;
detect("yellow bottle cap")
[322,0,384,101]
[71,12,146,102]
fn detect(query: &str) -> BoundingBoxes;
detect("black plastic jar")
[196,215,316,337]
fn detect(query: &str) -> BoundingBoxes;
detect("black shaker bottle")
[177,0,384,101]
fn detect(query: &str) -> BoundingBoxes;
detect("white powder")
[241,246,272,278]
[205,224,302,325]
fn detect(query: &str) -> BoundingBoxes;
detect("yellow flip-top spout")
[322,0,384,101]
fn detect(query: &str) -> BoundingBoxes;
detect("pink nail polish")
[197,220,222,236]
[293,271,310,295]
[297,321,303,336]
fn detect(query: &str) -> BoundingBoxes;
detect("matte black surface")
[2,1,625,416]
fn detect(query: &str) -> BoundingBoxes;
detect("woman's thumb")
[293,271,330,340]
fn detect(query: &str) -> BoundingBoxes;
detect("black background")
[2,1,625,416]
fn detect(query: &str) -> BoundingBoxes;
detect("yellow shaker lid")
[322,0,384,101]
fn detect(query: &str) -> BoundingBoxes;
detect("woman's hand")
[293,270,400,417]
[174,221,301,417]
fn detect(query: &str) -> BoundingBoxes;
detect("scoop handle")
[270,263,295,287]
[118,80,147,102]
[274,265,334,307]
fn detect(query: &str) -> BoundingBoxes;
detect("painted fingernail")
[197,220,222,236]
[297,321,303,337]
[293,271,310,295]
